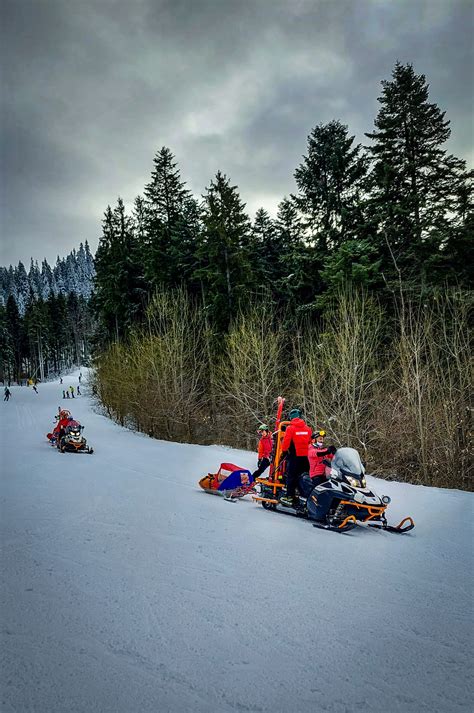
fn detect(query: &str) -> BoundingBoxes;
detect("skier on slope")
[4,387,11,401]
[251,424,273,480]
[279,408,312,507]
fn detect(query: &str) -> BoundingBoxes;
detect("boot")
[280,495,296,508]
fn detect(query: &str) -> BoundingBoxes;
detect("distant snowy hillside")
[0,242,95,312]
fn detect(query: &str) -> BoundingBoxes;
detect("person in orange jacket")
[252,424,273,480]
[279,408,312,507]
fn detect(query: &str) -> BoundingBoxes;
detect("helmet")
[288,408,301,420]
[311,430,326,439]
[59,409,70,419]
[258,424,269,431]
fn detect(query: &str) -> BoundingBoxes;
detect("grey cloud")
[1,0,472,265]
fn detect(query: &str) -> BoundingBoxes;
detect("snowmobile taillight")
[382,495,391,504]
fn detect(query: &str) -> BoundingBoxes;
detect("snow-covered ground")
[1,372,472,713]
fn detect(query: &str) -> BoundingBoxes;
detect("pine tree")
[144,147,193,288]
[5,295,23,380]
[294,120,368,251]
[273,197,318,307]
[94,199,147,341]
[0,303,13,381]
[251,208,281,288]
[195,171,253,328]
[366,62,469,281]
[40,259,56,299]
[15,261,30,315]
[28,259,42,298]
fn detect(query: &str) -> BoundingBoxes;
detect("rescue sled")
[199,462,255,501]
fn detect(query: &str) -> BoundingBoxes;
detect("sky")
[1,0,473,266]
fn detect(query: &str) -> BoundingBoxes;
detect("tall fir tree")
[294,120,368,251]
[273,197,319,308]
[143,147,194,289]
[366,61,469,282]
[94,199,146,341]
[196,171,253,328]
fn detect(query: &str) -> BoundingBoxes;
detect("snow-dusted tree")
[28,259,42,298]
[15,262,30,315]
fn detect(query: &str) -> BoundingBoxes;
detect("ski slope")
[1,372,472,713]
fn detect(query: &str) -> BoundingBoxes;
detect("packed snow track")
[1,372,472,712]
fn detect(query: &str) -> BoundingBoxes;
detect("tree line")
[1,242,95,313]
[92,61,472,490]
[93,62,472,341]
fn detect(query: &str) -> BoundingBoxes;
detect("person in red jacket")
[308,431,336,486]
[51,409,73,446]
[279,408,312,507]
[252,424,273,480]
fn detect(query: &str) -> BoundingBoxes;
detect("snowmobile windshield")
[333,448,365,477]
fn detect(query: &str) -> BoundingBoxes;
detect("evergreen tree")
[251,208,281,288]
[196,171,253,328]
[94,199,146,341]
[15,261,30,315]
[0,303,13,381]
[5,295,23,380]
[366,61,469,281]
[273,197,319,308]
[40,259,56,299]
[144,147,194,288]
[294,120,368,251]
[28,259,42,298]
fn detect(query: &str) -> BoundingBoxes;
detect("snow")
[1,371,473,713]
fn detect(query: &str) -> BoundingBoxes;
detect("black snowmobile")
[59,420,94,454]
[253,405,414,534]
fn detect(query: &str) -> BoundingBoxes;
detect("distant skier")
[252,424,273,480]
[60,377,63,384]
[66,390,70,399]
[62,390,66,399]
[77,385,81,396]
[69,385,75,398]
[4,387,11,401]
[79,372,82,383]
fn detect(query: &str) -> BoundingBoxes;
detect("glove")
[328,445,337,455]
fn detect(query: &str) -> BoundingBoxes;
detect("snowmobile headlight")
[382,495,391,504]
[347,476,359,487]
[361,477,366,488]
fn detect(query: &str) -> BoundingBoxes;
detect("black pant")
[252,457,270,479]
[286,455,310,498]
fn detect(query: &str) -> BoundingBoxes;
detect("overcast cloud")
[1,0,473,265]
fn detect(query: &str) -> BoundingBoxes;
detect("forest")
[0,243,95,381]
[1,62,472,489]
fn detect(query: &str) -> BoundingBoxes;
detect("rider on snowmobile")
[279,408,312,507]
[307,431,336,486]
[52,410,73,445]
